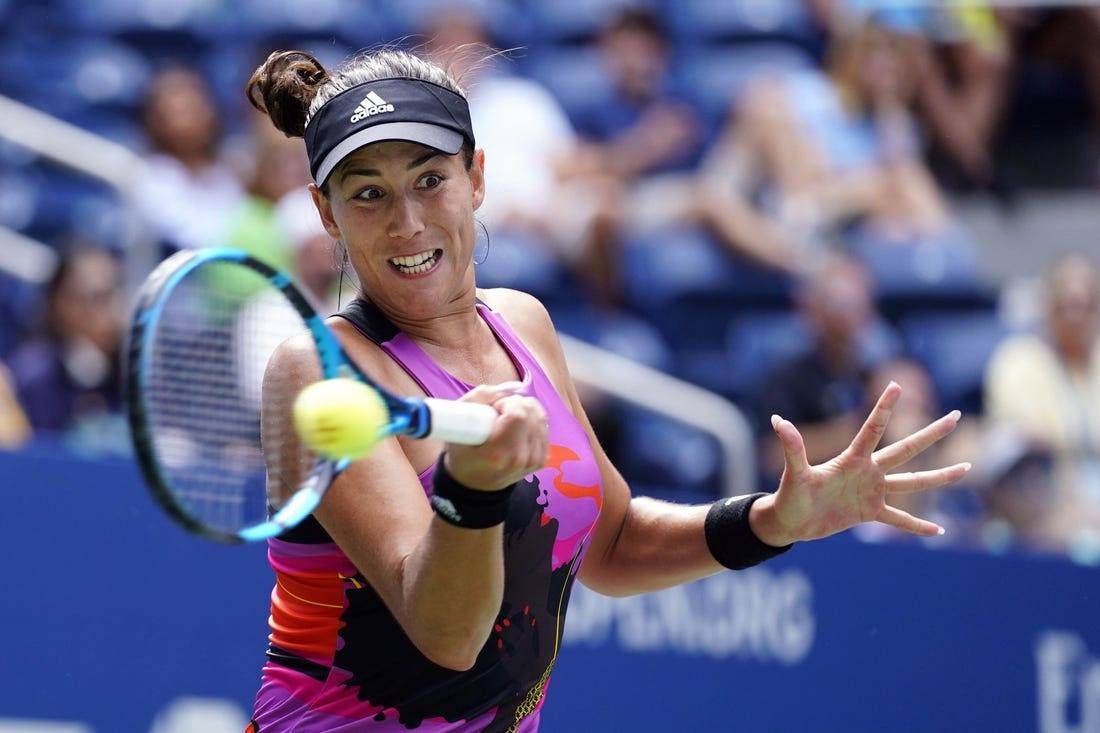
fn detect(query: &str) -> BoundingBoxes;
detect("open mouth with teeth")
[389,249,441,275]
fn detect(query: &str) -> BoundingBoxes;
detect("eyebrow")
[341,150,444,179]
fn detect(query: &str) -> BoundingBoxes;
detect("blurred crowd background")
[1,0,1100,564]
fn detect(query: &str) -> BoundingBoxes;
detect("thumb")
[772,414,810,479]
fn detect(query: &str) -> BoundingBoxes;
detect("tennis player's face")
[314,141,485,318]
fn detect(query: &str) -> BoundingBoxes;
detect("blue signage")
[2,446,1097,732]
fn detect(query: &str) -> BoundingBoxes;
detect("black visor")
[305,77,475,186]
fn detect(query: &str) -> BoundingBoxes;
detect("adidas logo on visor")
[349,91,395,123]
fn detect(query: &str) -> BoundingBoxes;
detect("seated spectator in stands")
[704,16,953,249]
[132,66,246,265]
[983,252,1100,525]
[853,355,983,545]
[223,114,313,273]
[906,5,1014,194]
[0,362,30,449]
[272,186,344,314]
[807,1,1014,193]
[976,425,1099,562]
[753,253,900,484]
[817,2,1100,191]
[571,6,804,279]
[996,6,1100,188]
[571,7,706,184]
[420,4,623,308]
[8,243,126,443]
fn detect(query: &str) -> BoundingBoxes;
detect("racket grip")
[422,398,497,445]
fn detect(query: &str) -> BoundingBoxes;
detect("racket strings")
[143,262,317,534]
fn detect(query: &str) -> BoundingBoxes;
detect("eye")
[417,173,443,189]
[355,186,383,201]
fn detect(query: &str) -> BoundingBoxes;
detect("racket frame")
[126,248,454,543]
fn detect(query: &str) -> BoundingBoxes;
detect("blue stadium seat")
[622,225,792,348]
[522,0,632,44]
[58,0,214,34]
[0,145,121,243]
[674,40,817,126]
[899,309,1008,414]
[474,230,585,311]
[614,405,724,495]
[207,0,385,50]
[844,223,997,323]
[522,45,612,124]
[552,306,673,372]
[0,164,40,235]
[0,272,40,360]
[723,308,809,404]
[618,225,793,400]
[378,0,533,49]
[666,0,819,50]
[55,0,216,63]
[0,34,152,120]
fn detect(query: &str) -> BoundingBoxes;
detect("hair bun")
[246,50,330,138]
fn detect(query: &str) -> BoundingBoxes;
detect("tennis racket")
[126,247,497,544]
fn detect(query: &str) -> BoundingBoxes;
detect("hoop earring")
[473,220,491,266]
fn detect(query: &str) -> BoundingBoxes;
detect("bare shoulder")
[478,288,559,351]
[477,287,571,384]
[264,329,324,385]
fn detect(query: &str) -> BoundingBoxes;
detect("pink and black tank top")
[250,299,604,733]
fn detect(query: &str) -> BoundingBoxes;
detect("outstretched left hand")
[753,381,971,547]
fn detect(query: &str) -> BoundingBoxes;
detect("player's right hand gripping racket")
[126,247,497,544]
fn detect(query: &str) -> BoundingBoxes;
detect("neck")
[374,288,484,347]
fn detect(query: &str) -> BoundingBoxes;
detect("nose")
[387,192,425,240]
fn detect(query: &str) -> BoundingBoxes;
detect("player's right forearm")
[397,521,506,671]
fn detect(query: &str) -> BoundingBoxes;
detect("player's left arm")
[484,288,730,596]
[489,288,970,597]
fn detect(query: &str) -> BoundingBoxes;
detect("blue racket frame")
[127,247,437,543]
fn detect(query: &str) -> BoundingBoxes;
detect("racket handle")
[422,398,497,445]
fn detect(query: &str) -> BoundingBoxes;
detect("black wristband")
[704,493,793,570]
[429,455,516,529]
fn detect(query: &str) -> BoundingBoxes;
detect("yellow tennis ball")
[292,378,390,460]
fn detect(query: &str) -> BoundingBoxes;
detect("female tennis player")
[243,46,971,732]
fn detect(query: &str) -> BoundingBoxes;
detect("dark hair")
[246,50,331,138]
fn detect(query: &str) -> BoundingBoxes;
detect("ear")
[470,148,486,212]
[310,183,342,239]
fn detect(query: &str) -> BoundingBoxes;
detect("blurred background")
[1,0,1100,731]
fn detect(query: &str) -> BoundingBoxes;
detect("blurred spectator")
[0,361,31,449]
[131,66,246,263]
[983,252,1100,526]
[974,424,1099,561]
[853,355,983,546]
[223,113,313,273]
[808,1,1014,193]
[272,186,344,313]
[815,2,1100,191]
[705,16,953,250]
[571,6,706,182]
[8,244,127,445]
[753,253,900,484]
[902,5,1014,193]
[421,4,623,309]
[997,6,1100,188]
[570,6,799,278]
